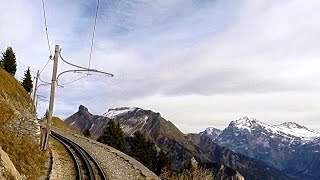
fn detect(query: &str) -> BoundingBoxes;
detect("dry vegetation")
[0,67,31,125]
[52,116,75,132]
[0,128,49,179]
[160,166,213,180]
[0,67,48,178]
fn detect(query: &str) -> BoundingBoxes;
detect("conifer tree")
[83,129,91,138]
[97,119,126,152]
[21,67,33,93]
[1,47,17,75]
[129,131,158,172]
[156,150,170,175]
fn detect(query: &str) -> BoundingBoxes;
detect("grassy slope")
[52,116,74,132]
[0,67,48,179]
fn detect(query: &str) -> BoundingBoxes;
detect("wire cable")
[16,60,37,74]
[39,57,51,75]
[59,75,90,86]
[41,0,52,56]
[39,77,51,84]
[88,0,100,70]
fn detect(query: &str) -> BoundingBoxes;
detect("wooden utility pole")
[42,45,59,150]
[40,44,114,151]
[32,70,40,113]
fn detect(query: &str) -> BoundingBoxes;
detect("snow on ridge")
[204,127,221,136]
[231,116,320,140]
[103,107,137,119]
[274,123,320,140]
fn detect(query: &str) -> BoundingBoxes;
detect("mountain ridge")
[65,105,291,180]
[202,116,320,179]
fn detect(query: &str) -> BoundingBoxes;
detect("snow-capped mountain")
[204,116,320,179]
[224,117,319,142]
[65,106,290,180]
[103,107,149,135]
[200,127,221,140]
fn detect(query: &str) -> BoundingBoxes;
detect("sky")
[1,0,320,133]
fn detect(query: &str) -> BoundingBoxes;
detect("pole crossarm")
[41,45,114,151]
[60,48,92,70]
[57,48,114,86]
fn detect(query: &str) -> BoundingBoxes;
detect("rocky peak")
[200,127,221,140]
[231,116,264,127]
[79,105,89,113]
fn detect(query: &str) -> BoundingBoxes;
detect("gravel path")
[49,138,76,180]
[52,128,159,180]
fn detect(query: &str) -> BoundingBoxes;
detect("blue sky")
[1,0,320,133]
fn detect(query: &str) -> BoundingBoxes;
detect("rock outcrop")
[0,146,23,180]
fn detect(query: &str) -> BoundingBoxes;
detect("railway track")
[51,131,107,180]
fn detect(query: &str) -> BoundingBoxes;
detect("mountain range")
[205,116,320,180]
[64,105,299,179]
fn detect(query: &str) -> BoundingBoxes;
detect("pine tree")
[83,129,91,138]
[156,150,170,175]
[97,119,126,152]
[21,67,33,93]
[129,131,158,172]
[1,47,17,75]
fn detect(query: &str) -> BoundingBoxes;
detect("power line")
[41,0,52,56]
[88,0,100,69]
[59,75,89,86]
[39,57,51,75]
[16,60,37,74]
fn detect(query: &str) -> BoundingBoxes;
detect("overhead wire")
[39,57,51,75]
[58,0,100,87]
[88,0,100,70]
[41,0,52,57]
[16,60,37,74]
[59,75,90,86]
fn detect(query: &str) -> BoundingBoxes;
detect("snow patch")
[231,117,320,141]
[103,107,137,119]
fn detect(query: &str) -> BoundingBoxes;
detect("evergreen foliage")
[129,131,158,172]
[156,150,171,175]
[83,128,91,138]
[21,67,33,93]
[97,119,126,152]
[1,47,17,75]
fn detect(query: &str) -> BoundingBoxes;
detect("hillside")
[0,67,32,125]
[0,67,47,179]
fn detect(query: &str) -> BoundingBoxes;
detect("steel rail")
[51,133,81,180]
[51,131,107,180]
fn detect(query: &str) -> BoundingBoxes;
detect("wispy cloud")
[1,0,320,132]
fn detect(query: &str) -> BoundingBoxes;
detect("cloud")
[1,0,320,133]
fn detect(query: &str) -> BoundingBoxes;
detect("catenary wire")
[39,57,51,75]
[88,0,100,70]
[59,75,90,86]
[16,60,37,74]
[41,0,52,56]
